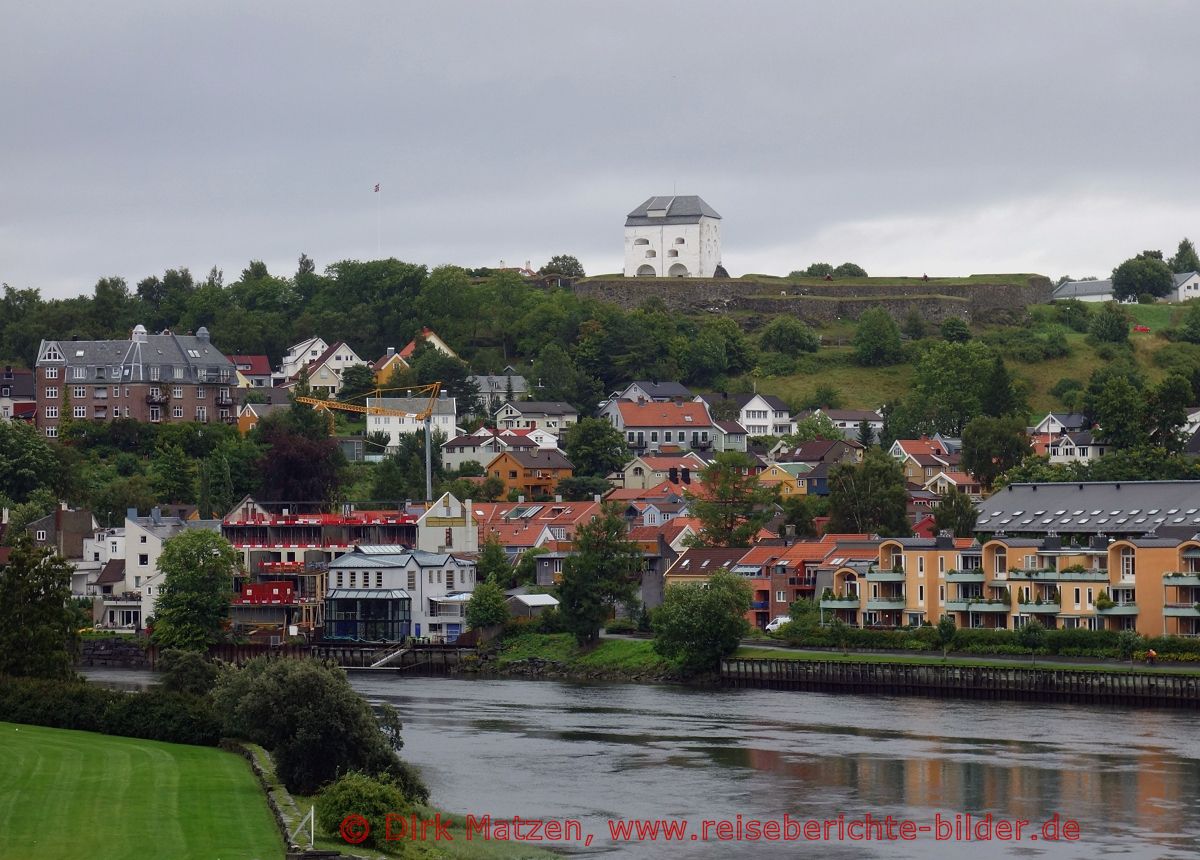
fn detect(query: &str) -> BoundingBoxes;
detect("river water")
[84,669,1200,858]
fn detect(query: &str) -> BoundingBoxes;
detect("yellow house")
[756,463,805,498]
[372,348,409,386]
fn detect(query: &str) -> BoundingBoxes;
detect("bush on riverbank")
[0,675,219,744]
[489,631,675,678]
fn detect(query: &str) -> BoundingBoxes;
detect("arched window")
[636,264,656,276]
[668,263,689,277]
[667,249,679,258]
[633,238,649,246]
[645,250,656,258]
[674,237,685,244]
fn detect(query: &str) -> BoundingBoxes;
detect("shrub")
[759,316,820,356]
[536,607,568,634]
[100,689,221,746]
[316,771,409,850]
[212,658,428,797]
[0,676,116,733]
[604,618,637,634]
[159,648,219,696]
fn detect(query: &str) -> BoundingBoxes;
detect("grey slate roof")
[1173,271,1200,286]
[626,195,721,226]
[699,392,790,412]
[500,401,577,416]
[627,380,694,400]
[976,481,1200,536]
[369,396,457,416]
[36,327,234,384]
[506,448,573,470]
[1051,279,1113,300]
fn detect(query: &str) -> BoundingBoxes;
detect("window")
[196,386,206,399]
[428,571,434,584]
[149,406,161,422]
[73,386,86,399]
[73,367,86,379]
[939,585,945,602]
[664,432,673,442]
[645,250,656,258]
[634,238,649,246]
[172,386,183,398]
[1086,587,1093,608]
[73,406,86,418]
[44,367,59,379]
[95,367,105,379]
[35,530,47,542]
[350,571,357,587]
[149,366,160,381]
[445,527,453,547]
[173,366,184,379]
[918,585,925,604]
[674,237,685,244]
[44,427,57,438]
[447,570,455,588]
[139,554,148,566]
[45,387,58,399]
[172,406,183,419]
[917,557,925,575]
[337,572,344,587]
[139,535,146,543]
[776,590,786,602]
[134,576,141,587]
[1074,587,1081,609]
[376,571,383,588]
[408,571,416,590]
[45,406,58,419]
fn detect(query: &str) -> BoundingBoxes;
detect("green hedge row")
[778,625,1200,660]
[0,676,221,745]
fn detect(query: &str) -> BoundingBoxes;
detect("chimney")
[518,495,525,503]
[196,326,210,344]
[555,495,562,503]
[669,467,679,484]
[1042,532,1062,551]
[936,529,954,549]
[593,494,602,503]
[784,523,796,540]
[681,467,690,485]
[126,507,138,521]
[387,347,395,357]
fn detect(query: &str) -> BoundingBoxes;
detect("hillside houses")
[599,400,715,455]
[696,393,794,437]
[494,401,578,435]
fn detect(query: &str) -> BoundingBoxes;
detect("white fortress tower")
[623,195,722,277]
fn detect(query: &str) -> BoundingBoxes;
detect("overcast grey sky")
[4,0,1199,298]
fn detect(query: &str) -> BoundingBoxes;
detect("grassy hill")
[0,722,283,859]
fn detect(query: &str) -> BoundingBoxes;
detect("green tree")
[792,263,834,278]
[1179,301,1200,344]
[961,416,1030,490]
[933,489,978,537]
[652,570,751,676]
[1112,256,1173,301]
[255,412,346,504]
[337,364,379,403]
[152,531,239,651]
[1088,301,1131,343]
[785,412,842,443]
[465,580,510,629]
[150,443,195,504]
[317,772,410,850]
[539,254,585,278]
[563,417,627,478]
[780,495,823,539]
[833,262,867,277]
[911,341,994,435]
[212,657,426,798]
[827,449,910,536]
[1093,376,1146,449]
[981,355,1020,418]
[0,419,64,504]
[759,316,819,356]
[475,532,511,583]
[1146,374,1192,452]
[856,419,875,449]
[933,614,956,659]
[558,504,641,645]
[1018,618,1046,664]
[684,452,777,547]
[852,308,903,366]
[0,534,79,679]
[940,317,971,342]
[902,307,928,340]
[1170,238,1200,274]
[556,475,612,501]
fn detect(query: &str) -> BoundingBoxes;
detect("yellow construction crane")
[296,383,443,500]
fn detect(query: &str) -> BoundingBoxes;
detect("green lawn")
[0,722,283,860]
[495,633,671,673]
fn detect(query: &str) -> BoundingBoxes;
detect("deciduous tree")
[961,416,1030,490]
[558,505,641,645]
[933,489,978,537]
[563,417,627,478]
[1112,256,1172,301]
[827,449,910,537]
[465,580,510,629]
[853,308,903,366]
[152,531,239,651]
[0,534,79,679]
[652,570,751,675]
[685,452,777,547]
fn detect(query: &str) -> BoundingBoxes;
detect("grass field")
[0,722,283,860]
[733,647,1200,675]
[495,632,671,673]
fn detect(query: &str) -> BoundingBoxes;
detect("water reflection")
[83,669,1200,858]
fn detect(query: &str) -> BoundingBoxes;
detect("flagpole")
[375,183,381,259]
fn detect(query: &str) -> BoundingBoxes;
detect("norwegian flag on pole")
[374,183,380,192]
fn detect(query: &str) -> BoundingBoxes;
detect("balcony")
[1004,568,1058,580]
[750,600,770,610]
[145,392,169,405]
[1163,604,1200,618]
[1096,603,1138,616]
[866,598,906,610]
[866,570,906,582]
[820,596,860,609]
[1018,602,1060,614]
[1164,573,1200,586]
[1057,568,1111,582]
[946,570,985,583]
[945,599,1010,613]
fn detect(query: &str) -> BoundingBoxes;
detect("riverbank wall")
[722,658,1200,707]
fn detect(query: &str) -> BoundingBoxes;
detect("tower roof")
[626,195,721,226]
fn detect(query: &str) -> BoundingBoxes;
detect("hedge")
[0,676,220,746]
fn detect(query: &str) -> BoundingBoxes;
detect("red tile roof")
[228,355,271,377]
[617,401,713,428]
[399,327,436,359]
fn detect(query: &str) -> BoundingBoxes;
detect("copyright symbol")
[340,814,370,844]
